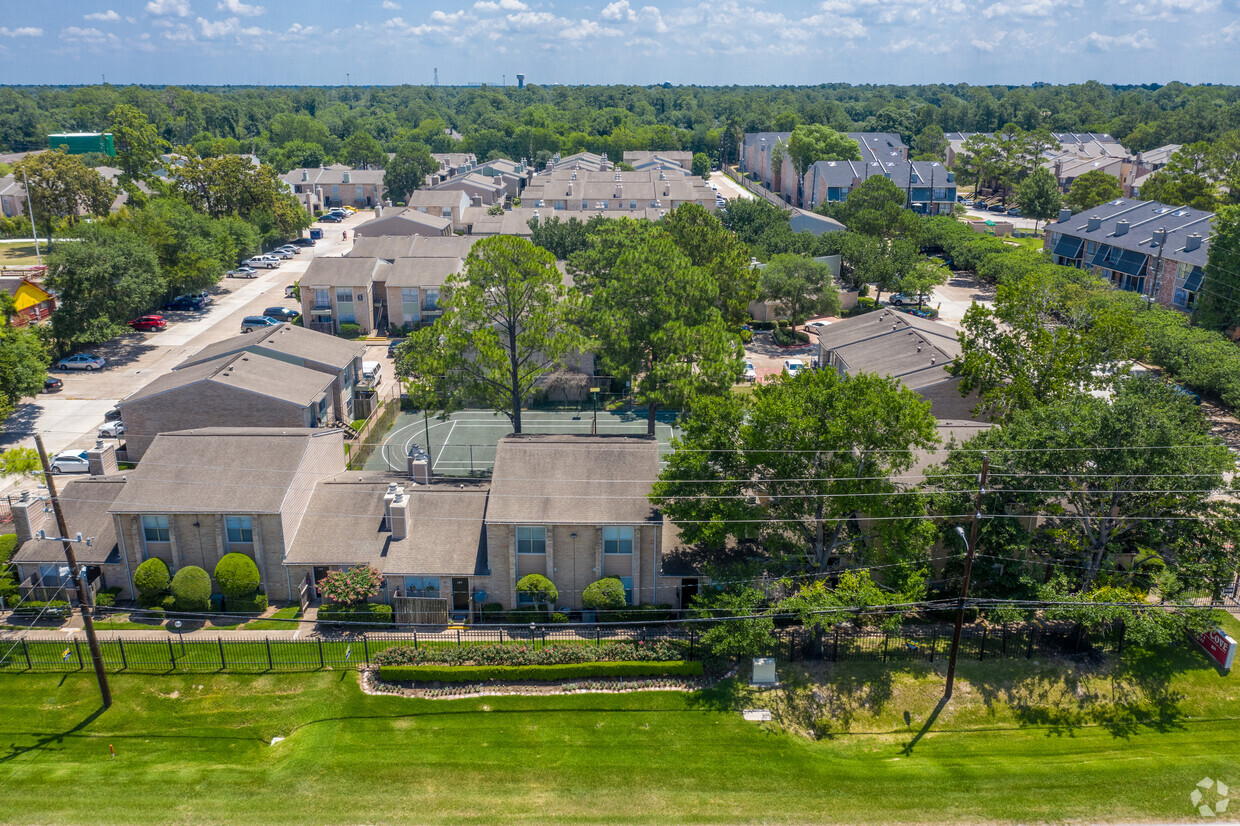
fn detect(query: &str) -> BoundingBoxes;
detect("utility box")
[751,657,777,687]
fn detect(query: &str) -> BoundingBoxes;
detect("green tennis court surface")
[363,409,680,475]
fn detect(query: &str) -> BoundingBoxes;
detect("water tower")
[516,73,526,89]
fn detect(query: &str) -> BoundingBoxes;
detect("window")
[226,516,253,544]
[440,208,452,218]
[619,576,633,605]
[629,200,637,210]
[312,288,331,309]
[142,515,170,543]
[603,526,633,555]
[516,525,546,554]
[336,288,355,323]
[401,288,421,323]
[517,590,535,605]
[402,575,438,597]
[424,289,440,311]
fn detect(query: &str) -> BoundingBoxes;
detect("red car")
[128,315,167,332]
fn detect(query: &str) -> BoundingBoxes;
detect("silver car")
[50,450,91,474]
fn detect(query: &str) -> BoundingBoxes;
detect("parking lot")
[0,209,379,496]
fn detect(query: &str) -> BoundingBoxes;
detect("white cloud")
[1126,0,1218,18]
[59,26,120,44]
[286,22,319,36]
[1078,28,1154,50]
[473,0,527,10]
[382,0,401,8]
[145,0,191,16]
[0,26,43,36]
[84,10,121,21]
[197,16,266,36]
[601,0,636,20]
[560,19,622,39]
[217,0,265,16]
[982,0,1063,17]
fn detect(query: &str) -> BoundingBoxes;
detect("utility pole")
[944,452,988,701]
[21,168,42,265]
[34,435,112,709]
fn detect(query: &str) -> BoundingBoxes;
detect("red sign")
[1195,627,1237,670]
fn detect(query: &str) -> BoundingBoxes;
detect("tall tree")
[44,225,164,351]
[589,231,743,435]
[691,152,712,180]
[951,268,1146,420]
[396,236,585,434]
[0,327,49,424]
[659,203,759,325]
[759,254,842,325]
[11,150,116,244]
[774,125,861,205]
[1194,205,1240,331]
[341,130,387,169]
[653,369,939,570]
[1064,169,1123,213]
[167,155,308,244]
[108,103,166,182]
[1014,166,1062,232]
[383,141,438,203]
[822,176,921,243]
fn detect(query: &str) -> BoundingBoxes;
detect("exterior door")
[452,578,470,612]
[680,578,699,610]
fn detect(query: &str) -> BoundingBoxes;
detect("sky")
[1,0,1238,87]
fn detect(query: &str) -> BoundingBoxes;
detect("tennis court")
[364,408,681,475]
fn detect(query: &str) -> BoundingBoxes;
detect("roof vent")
[1114,220,1129,236]
[1058,208,1072,222]
[342,171,351,184]
[1153,227,1167,247]
[1086,216,1102,231]
[1185,233,1202,252]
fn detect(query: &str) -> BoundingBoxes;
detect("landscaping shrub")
[515,573,558,607]
[0,533,17,564]
[549,612,569,623]
[318,564,385,605]
[10,599,71,618]
[133,558,170,601]
[374,640,684,667]
[480,602,504,622]
[317,602,394,625]
[170,565,212,612]
[506,607,545,625]
[161,594,177,610]
[214,553,260,600]
[379,660,703,683]
[847,296,878,317]
[94,587,122,608]
[227,593,268,613]
[0,576,17,605]
[595,604,676,623]
[749,320,775,331]
[339,322,362,339]
[581,577,626,611]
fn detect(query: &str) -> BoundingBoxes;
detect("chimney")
[1153,227,1167,247]
[471,195,482,207]
[1114,220,1129,236]
[1058,208,1072,223]
[615,184,622,198]
[663,183,669,197]
[343,171,351,184]
[1086,216,1102,232]
[87,440,117,477]
[1185,233,1203,252]
[493,175,502,187]
[11,489,49,545]
[383,482,399,530]
[301,170,308,182]
[946,171,954,183]
[390,488,409,540]
[567,181,573,197]
[407,449,431,485]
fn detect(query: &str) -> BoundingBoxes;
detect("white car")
[56,353,106,371]
[888,293,932,307]
[782,359,806,377]
[805,320,831,331]
[99,421,125,438]
[246,256,281,269]
[742,360,757,382]
[276,245,300,255]
[226,266,258,278]
[50,450,90,474]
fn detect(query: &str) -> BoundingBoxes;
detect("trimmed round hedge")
[170,565,212,612]
[133,557,170,598]
[515,573,558,606]
[581,577,626,611]
[214,553,260,599]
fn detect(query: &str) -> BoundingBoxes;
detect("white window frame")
[141,514,170,544]
[603,525,634,555]
[225,515,253,545]
[516,525,546,555]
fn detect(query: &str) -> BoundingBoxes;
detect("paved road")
[713,168,755,201]
[0,210,385,498]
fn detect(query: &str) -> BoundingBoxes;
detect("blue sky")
[1,0,1238,86]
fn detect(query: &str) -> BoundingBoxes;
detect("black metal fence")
[0,619,1127,674]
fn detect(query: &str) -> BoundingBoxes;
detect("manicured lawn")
[2,634,1239,824]
[0,242,43,266]
[243,605,302,630]
[1002,235,1046,252]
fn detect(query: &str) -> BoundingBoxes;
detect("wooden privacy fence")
[392,596,449,625]
[0,620,1129,674]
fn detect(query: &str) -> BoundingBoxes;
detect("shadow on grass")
[900,695,948,755]
[0,705,107,764]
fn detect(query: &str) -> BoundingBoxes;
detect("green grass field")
[0,242,43,267]
[2,628,1239,824]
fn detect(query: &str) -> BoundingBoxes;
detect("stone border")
[358,666,716,699]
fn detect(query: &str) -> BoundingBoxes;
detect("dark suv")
[264,307,300,322]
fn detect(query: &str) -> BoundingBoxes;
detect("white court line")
[434,419,458,468]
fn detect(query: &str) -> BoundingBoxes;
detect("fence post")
[929,631,937,662]
[882,632,888,663]
[74,638,84,669]
[979,627,987,661]
[413,628,418,650]
[689,628,695,660]
[118,638,127,671]
[1001,623,1008,657]
[833,629,839,662]
[22,638,31,669]
[363,633,370,665]
[318,637,325,668]
[456,629,461,647]
[168,636,176,666]
[218,637,226,670]
[1116,622,1125,655]
[1026,627,1036,659]
[596,625,601,646]
[265,637,273,670]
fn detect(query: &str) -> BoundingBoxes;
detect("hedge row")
[374,640,683,667]
[317,603,394,624]
[379,660,704,683]
[10,600,71,617]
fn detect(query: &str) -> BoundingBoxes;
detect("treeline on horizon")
[2,81,1239,166]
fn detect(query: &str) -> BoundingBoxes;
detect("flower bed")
[372,640,682,667]
[379,660,703,683]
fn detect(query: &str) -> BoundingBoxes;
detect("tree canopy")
[12,150,116,243]
[383,141,437,203]
[1064,169,1123,213]
[759,254,842,324]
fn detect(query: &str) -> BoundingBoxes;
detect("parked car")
[50,450,91,474]
[226,266,258,278]
[1172,383,1202,405]
[128,315,167,332]
[387,339,404,359]
[742,360,757,381]
[104,407,122,422]
[99,421,126,438]
[805,320,831,332]
[782,359,805,377]
[318,214,344,223]
[1006,207,1022,216]
[285,284,299,299]
[888,293,932,307]
[267,248,295,259]
[56,353,106,371]
[241,316,281,333]
[246,255,281,269]
[42,377,63,393]
[962,198,974,206]
[291,237,316,248]
[990,203,1009,212]
[164,295,207,312]
[263,307,300,322]
[276,245,300,255]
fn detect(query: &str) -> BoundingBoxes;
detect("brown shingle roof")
[487,434,661,525]
[347,236,419,260]
[12,477,126,565]
[386,257,465,288]
[178,323,365,372]
[284,476,489,575]
[123,351,333,407]
[300,256,389,288]
[109,429,338,515]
